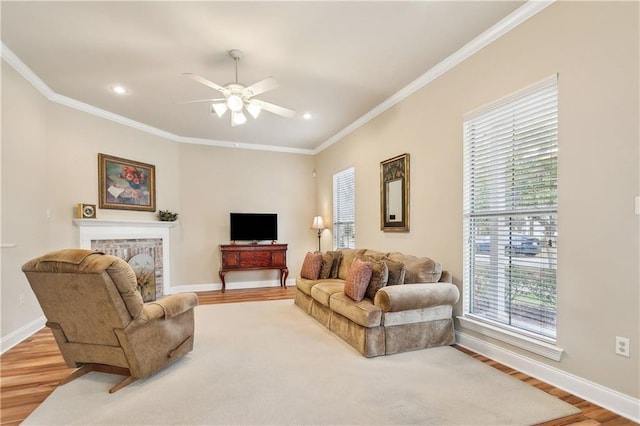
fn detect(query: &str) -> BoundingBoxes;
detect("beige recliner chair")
[22,249,198,393]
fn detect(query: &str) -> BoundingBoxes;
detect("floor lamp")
[311,216,325,252]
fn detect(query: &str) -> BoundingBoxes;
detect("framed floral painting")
[98,153,156,211]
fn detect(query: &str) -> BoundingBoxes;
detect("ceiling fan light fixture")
[246,103,261,119]
[232,111,247,126]
[211,103,228,118]
[227,95,243,112]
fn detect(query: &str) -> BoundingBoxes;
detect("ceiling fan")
[181,49,296,127]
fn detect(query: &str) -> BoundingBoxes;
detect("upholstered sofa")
[294,248,459,357]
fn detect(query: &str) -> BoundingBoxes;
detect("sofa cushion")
[383,257,405,286]
[387,252,442,283]
[330,292,382,328]
[296,277,322,296]
[344,258,373,302]
[300,252,323,280]
[363,249,386,261]
[337,248,366,280]
[364,257,389,300]
[319,251,342,279]
[311,281,345,307]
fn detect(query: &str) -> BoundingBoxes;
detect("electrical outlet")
[616,336,630,357]
[19,293,25,305]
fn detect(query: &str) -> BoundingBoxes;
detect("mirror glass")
[386,179,402,222]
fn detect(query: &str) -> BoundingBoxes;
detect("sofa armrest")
[374,283,459,312]
[148,293,199,319]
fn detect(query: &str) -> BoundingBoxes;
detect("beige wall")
[1,62,317,341]
[1,0,638,403]
[316,2,639,397]
[173,144,315,287]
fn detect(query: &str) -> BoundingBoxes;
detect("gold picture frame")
[380,153,409,232]
[98,153,156,211]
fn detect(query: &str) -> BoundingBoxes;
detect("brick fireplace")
[73,219,176,298]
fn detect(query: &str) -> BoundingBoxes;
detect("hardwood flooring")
[1,286,636,425]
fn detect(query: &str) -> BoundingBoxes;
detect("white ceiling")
[1,1,527,153]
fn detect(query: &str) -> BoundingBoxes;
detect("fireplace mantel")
[73,219,177,296]
[73,219,177,229]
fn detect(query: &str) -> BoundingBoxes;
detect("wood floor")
[1,286,636,426]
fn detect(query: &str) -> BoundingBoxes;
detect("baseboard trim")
[1,315,46,355]
[456,331,640,422]
[168,279,294,294]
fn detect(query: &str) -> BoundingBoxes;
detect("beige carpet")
[24,300,580,425]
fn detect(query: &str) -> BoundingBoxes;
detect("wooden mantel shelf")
[73,219,177,228]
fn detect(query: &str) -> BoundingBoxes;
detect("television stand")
[219,243,288,292]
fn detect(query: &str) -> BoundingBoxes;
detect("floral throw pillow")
[344,258,373,302]
[300,252,323,280]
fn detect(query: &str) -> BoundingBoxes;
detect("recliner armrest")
[148,293,199,319]
[374,283,459,312]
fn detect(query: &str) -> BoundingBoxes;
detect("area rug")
[24,299,579,425]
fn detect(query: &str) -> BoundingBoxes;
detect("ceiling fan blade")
[250,99,297,118]
[183,73,229,95]
[243,77,278,98]
[176,98,226,105]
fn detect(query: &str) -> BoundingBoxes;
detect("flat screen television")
[230,213,278,242]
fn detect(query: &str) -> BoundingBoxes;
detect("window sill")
[457,316,564,362]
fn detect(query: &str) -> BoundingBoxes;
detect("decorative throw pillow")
[383,257,406,286]
[300,252,323,280]
[364,257,389,300]
[319,251,342,279]
[337,248,366,280]
[344,258,373,302]
[319,252,334,279]
[329,251,343,279]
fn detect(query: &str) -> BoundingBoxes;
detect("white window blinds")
[333,167,355,249]
[463,76,558,340]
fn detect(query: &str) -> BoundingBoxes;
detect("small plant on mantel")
[157,210,179,222]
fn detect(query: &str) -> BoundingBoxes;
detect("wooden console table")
[219,243,288,292]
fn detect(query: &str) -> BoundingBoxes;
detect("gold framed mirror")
[380,153,409,232]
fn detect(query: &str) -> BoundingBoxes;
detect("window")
[333,167,355,249]
[463,76,558,343]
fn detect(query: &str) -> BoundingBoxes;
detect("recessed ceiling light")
[302,112,312,120]
[110,85,128,95]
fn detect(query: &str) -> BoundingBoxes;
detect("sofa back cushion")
[300,252,323,280]
[344,258,373,302]
[386,252,442,283]
[337,248,366,280]
[363,249,386,261]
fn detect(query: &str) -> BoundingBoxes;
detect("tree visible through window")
[463,76,558,340]
[333,167,355,249]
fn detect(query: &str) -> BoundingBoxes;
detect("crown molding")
[0,42,315,156]
[2,0,553,157]
[314,0,555,154]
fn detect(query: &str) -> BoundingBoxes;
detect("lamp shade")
[311,216,325,230]
[211,103,228,118]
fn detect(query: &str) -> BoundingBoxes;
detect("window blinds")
[463,76,558,340]
[333,167,355,249]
